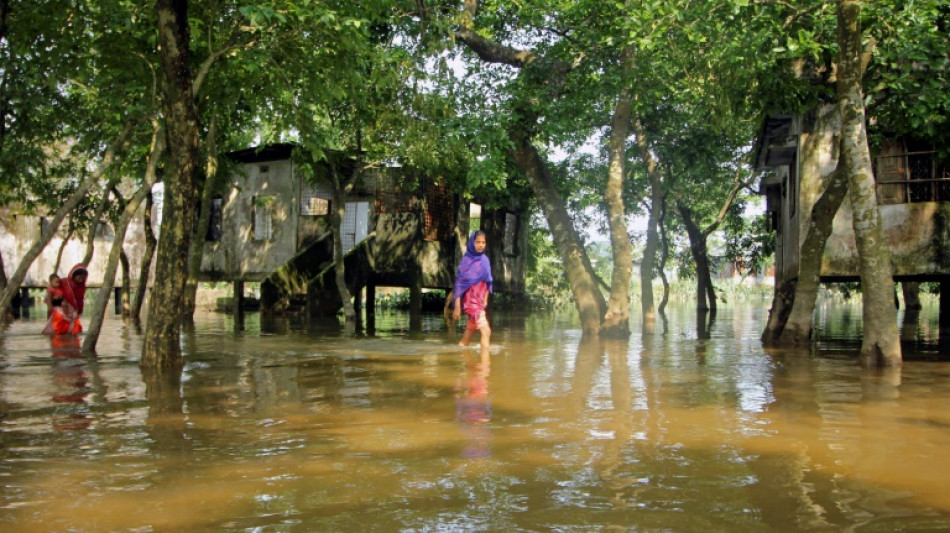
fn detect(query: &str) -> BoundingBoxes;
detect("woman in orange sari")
[60,264,88,331]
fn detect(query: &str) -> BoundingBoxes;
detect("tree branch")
[702,167,754,239]
[193,35,261,97]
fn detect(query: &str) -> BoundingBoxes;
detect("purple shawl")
[454,231,493,298]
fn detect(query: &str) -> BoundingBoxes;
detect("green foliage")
[863,0,950,152]
[375,289,448,311]
[525,214,572,304]
[3,0,947,312]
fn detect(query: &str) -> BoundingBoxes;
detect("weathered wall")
[0,207,154,288]
[201,159,299,281]
[371,212,455,289]
[823,201,950,278]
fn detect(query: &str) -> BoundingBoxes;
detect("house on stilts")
[198,143,528,326]
[0,143,528,324]
[755,104,950,345]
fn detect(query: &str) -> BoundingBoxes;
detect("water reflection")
[49,335,91,431]
[1,303,950,531]
[455,352,492,459]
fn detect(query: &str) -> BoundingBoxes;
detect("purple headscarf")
[454,231,493,298]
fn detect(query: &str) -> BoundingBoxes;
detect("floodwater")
[2,298,950,532]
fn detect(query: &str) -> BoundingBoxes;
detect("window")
[306,197,330,216]
[301,181,333,216]
[253,195,275,241]
[341,201,369,252]
[206,198,222,242]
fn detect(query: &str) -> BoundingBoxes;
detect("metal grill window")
[875,148,950,204]
[253,195,275,241]
[301,181,333,216]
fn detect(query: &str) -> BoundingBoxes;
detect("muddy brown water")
[2,299,949,532]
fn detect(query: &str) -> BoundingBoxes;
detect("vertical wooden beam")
[366,284,376,334]
[940,281,950,351]
[353,285,362,332]
[114,287,123,315]
[233,280,245,330]
[409,275,422,333]
[19,287,31,318]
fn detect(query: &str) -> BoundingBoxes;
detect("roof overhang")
[753,115,798,169]
[225,143,298,163]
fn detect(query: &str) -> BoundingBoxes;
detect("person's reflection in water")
[49,335,92,430]
[455,352,492,459]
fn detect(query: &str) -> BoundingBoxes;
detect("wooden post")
[19,287,30,318]
[114,287,122,315]
[233,280,245,330]
[409,275,422,333]
[940,281,950,351]
[366,284,376,334]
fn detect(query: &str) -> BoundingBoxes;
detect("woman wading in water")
[452,231,493,360]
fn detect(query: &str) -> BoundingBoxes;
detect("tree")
[764,107,847,346]
[756,0,946,352]
[83,120,165,352]
[835,0,900,366]
[143,0,202,368]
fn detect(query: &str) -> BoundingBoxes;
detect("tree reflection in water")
[1,305,950,531]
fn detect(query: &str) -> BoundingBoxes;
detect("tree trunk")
[83,189,112,266]
[776,151,848,345]
[0,120,135,320]
[54,226,73,273]
[132,192,157,322]
[636,118,663,331]
[182,115,218,318]
[600,47,635,338]
[764,106,846,345]
[836,0,901,367]
[130,122,163,323]
[657,198,671,314]
[328,162,357,332]
[510,130,606,334]
[677,201,716,312]
[454,1,604,334]
[120,250,131,318]
[131,118,164,323]
[83,180,154,353]
[144,0,201,368]
[762,279,796,344]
